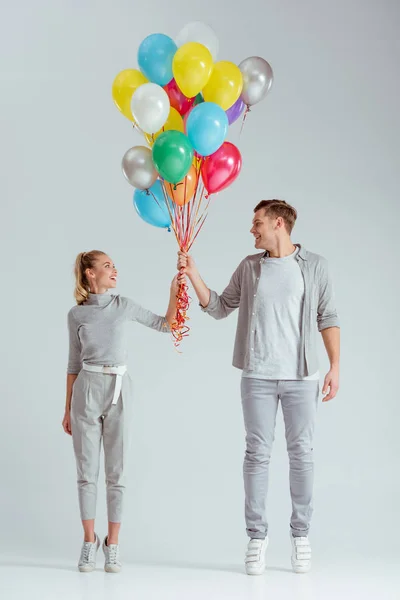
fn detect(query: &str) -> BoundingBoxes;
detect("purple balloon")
[226,97,245,125]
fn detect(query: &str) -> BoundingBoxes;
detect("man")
[177,199,340,575]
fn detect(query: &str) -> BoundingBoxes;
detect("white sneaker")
[245,537,269,575]
[102,536,122,573]
[290,533,311,573]
[78,533,100,572]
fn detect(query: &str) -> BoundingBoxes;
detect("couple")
[63,199,340,574]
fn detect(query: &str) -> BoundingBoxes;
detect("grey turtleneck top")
[67,293,170,374]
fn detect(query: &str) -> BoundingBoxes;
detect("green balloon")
[152,130,194,184]
[194,93,204,106]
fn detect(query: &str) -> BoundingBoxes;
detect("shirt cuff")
[200,289,218,313]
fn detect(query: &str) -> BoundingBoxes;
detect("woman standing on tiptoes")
[62,250,182,573]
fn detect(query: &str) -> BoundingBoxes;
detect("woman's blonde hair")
[74,250,106,305]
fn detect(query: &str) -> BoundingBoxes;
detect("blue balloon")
[138,34,177,86]
[133,180,171,230]
[186,102,229,157]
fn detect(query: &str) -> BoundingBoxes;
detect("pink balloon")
[201,142,242,194]
[164,79,195,116]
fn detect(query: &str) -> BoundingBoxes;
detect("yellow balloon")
[144,107,184,146]
[172,42,213,98]
[112,69,148,120]
[192,155,202,170]
[203,61,243,110]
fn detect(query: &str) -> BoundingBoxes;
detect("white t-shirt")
[243,247,319,380]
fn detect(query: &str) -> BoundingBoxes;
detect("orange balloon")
[166,165,198,206]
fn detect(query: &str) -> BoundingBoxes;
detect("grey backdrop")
[1,0,398,568]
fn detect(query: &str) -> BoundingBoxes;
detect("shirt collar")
[263,243,307,261]
[85,292,113,306]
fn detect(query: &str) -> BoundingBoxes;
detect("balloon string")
[159,157,209,351]
[240,105,251,137]
[171,278,191,350]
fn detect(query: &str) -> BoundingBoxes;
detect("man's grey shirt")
[201,244,339,377]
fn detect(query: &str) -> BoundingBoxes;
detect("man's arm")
[178,260,211,308]
[321,327,340,402]
[177,251,241,319]
[317,258,340,402]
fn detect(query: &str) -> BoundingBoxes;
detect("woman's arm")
[165,274,181,327]
[123,274,184,333]
[62,373,78,435]
[64,310,81,435]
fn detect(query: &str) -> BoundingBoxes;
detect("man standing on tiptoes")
[177,199,340,575]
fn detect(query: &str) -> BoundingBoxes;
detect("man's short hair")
[254,199,297,234]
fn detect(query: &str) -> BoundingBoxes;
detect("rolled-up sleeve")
[67,310,82,374]
[317,259,340,331]
[201,261,242,320]
[125,298,170,333]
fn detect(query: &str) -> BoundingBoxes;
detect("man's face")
[250,209,276,250]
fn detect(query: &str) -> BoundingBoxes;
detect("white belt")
[82,362,127,405]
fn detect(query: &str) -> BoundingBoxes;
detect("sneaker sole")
[78,565,96,573]
[291,562,311,574]
[105,565,121,573]
[245,563,266,576]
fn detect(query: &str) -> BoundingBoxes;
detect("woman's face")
[86,254,118,292]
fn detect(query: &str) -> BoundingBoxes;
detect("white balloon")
[175,21,219,61]
[131,83,170,134]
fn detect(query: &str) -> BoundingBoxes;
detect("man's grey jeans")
[241,377,319,539]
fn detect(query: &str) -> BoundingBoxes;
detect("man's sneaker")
[102,536,122,573]
[245,537,269,575]
[290,533,311,573]
[78,533,100,572]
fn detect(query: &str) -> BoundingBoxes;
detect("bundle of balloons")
[112,21,273,346]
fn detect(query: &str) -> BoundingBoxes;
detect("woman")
[62,250,181,573]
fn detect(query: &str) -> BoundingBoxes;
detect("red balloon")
[164,79,195,116]
[201,142,242,194]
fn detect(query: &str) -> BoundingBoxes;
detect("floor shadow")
[139,561,294,576]
[0,559,293,576]
[0,560,98,574]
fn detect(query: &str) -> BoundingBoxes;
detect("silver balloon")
[121,146,158,190]
[238,56,274,106]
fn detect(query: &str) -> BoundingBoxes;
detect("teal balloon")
[138,34,177,86]
[152,130,193,184]
[133,180,171,229]
[186,102,228,156]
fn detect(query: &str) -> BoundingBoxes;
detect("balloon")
[131,83,170,134]
[112,69,148,120]
[183,97,203,133]
[152,130,193,184]
[226,96,245,125]
[175,21,219,61]
[137,33,177,86]
[133,180,171,229]
[192,155,202,170]
[164,79,195,116]
[201,142,242,194]
[144,107,184,146]
[172,42,213,98]
[121,146,157,190]
[186,102,228,156]
[203,61,243,110]
[165,165,198,206]
[239,56,274,106]
[183,106,193,133]
[193,93,204,106]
